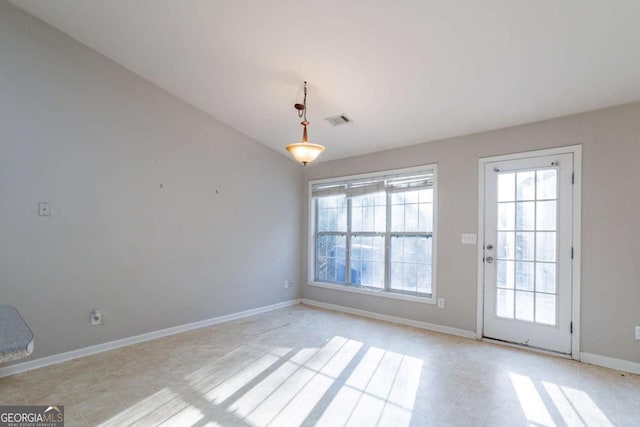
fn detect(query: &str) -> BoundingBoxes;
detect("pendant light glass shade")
[286,124,325,165]
[286,142,325,165]
[285,81,325,165]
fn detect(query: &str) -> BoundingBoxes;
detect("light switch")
[461,233,477,245]
[38,202,51,217]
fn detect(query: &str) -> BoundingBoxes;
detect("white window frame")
[307,164,438,304]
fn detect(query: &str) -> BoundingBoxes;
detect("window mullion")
[385,192,391,291]
[346,198,352,285]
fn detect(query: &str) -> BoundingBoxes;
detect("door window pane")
[497,232,515,259]
[515,262,534,291]
[515,232,534,261]
[536,169,557,200]
[498,203,515,230]
[498,173,515,202]
[516,171,535,201]
[516,202,535,230]
[535,293,557,325]
[515,291,534,322]
[535,262,556,294]
[497,289,514,318]
[497,260,514,289]
[536,232,556,262]
[536,201,556,231]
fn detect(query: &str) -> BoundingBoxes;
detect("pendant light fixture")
[286,81,325,165]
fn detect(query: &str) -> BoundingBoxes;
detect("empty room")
[1,1,639,426]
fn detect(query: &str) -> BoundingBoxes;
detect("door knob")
[486,256,494,263]
[486,244,493,250]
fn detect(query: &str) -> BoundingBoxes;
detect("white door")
[483,152,574,354]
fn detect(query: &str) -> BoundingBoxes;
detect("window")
[310,165,437,301]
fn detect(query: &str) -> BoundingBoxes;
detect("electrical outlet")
[437,298,445,309]
[635,326,640,340]
[91,309,102,325]
[284,280,293,289]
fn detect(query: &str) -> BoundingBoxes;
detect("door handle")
[486,256,494,263]
[486,244,493,250]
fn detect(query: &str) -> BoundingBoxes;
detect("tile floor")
[0,305,638,426]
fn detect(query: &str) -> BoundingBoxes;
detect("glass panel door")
[483,153,573,354]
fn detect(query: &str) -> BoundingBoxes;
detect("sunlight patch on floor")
[316,348,422,427]
[101,337,422,427]
[511,373,614,427]
[100,388,180,426]
[205,353,280,403]
[242,336,349,425]
[228,358,302,418]
[157,404,204,426]
[509,372,555,426]
[561,385,614,427]
[542,380,581,425]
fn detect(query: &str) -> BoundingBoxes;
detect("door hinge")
[571,247,574,259]
[570,322,573,334]
[572,172,575,184]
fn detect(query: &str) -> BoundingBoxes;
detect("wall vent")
[325,114,352,126]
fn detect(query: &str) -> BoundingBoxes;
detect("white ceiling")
[10,0,640,162]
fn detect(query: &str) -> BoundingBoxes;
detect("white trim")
[476,160,486,339]
[307,179,316,285]
[307,281,436,304]
[476,145,582,359]
[301,298,476,339]
[430,164,439,302]
[580,352,640,375]
[0,299,301,378]
[571,147,582,361]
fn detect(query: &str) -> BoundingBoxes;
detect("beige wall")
[303,102,640,364]
[0,2,303,362]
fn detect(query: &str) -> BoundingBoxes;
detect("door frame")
[476,145,582,360]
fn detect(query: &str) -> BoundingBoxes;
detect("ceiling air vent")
[325,114,352,126]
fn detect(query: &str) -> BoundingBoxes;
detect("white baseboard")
[6,299,637,378]
[0,299,301,378]
[301,298,476,339]
[580,352,640,375]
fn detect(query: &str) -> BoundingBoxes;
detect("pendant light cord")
[298,81,308,122]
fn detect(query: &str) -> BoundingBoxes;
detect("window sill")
[308,281,436,304]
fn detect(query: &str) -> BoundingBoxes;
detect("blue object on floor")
[0,305,34,363]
